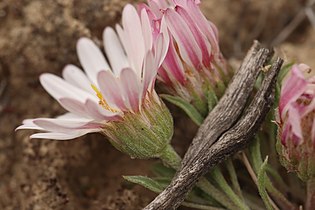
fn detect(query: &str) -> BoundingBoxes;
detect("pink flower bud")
[139,0,231,116]
[277,64,315,181]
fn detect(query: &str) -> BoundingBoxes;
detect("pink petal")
[164,8,202,70]
[177,0,219,54]
[160,38,186,84]
[175,6,211,67]
[97,70,127,111]
[147,0,166,18]
[120,68,141,112]
[77,38,110,84]
[280,65,308,117]
[85,99,122,121]
[157,66,173,85]
[287,106,303,142]
[142,51,157,97]
[281,120,290,146]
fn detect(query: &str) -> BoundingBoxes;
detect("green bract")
[102,96,173,159]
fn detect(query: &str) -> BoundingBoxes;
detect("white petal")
[56,112,85,120]
[40,73,96,103]
[30,131,95,140]
[77,37,110,84]
[59,98,91,118]
[154,33,169,67]
[62,64,94,94]
[32,118,102,135]
[103,27,129,76]
[142,51,157,97]
[16,119,44,131]
[121,4,145,79]
[141,9,153,52]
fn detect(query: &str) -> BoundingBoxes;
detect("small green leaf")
[206,88,218,111]
[278,62,294,84]
[182,201,225,210]
[161,94,204,125]
[226,159,244,200]
[249,137,263,173]
[123,176,164,193]
[151,163,176,178]
[257,157,274,210]
[254,72,264,89]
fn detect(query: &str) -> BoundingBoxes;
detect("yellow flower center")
[91,84,119,113]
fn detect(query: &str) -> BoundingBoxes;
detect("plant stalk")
[306,178,315,210]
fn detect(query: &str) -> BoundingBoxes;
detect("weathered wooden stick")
[143,42,283,210]
[181,41,270,168]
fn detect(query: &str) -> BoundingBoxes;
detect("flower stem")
[159,145,181,169]
[306,178,315,210]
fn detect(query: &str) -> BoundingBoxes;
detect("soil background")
[0,0,314,209]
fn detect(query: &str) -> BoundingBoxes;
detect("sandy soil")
[0,0,313,209]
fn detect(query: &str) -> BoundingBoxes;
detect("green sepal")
[103,99,173,159]
[161,94,204,126]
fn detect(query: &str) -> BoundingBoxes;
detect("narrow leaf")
[278,62,294,84]
[161,94,204,125]
[206,87,218,111]
[151,163,176,178]
[123,176,163,193]
[226,159,244,200]
[257,157,274,210]
[211,167,250,210]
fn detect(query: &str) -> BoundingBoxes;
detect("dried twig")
[182,41,270,168]
[143,42,283,210]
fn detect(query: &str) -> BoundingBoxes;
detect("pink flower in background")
[139,0,230,115]
[277,64,315,180]
[278,64,315,146]
[16,4,171,145]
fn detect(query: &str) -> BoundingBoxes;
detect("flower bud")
[277,64,315,181]
[139,0,231,116]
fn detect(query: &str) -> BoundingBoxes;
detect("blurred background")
[0,0,315,209]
